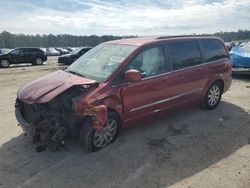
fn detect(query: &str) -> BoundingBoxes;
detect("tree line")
[0,31,128,48]
[0,29,250,48]
[213,29,250,42]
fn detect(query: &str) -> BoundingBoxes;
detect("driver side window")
[11,49,23,55]
[128,46,166,78]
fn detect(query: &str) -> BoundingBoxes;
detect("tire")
[33,58,43,65]
[0,59,10,68]
[79,112,121,152]
[203,82,223,110]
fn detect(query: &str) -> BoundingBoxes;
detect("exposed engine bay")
[16,85,93,151]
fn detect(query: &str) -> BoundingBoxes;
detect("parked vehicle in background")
[0,48,47,68]
[63,47,73,52]
[225,42,235,51]
[55,48,70,55]
[69,47,79,51]
[58,47,92,65]
[15,36,232,152]
[40,48,46,53]
[46,48,60,56]
[230,41,250,68]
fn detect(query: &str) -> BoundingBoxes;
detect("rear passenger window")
[24,49,33,54]
[202,39,228,62]
[165,41,202,71]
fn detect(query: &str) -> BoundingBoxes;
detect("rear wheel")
[79,112,120,152]
[0,59,10,68]
[203,82,223,110]
[33,58,43,65]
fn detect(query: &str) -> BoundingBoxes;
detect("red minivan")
[15,36,232,152]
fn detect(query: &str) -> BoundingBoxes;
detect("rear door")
[121,45,169,120]
[23,48,34,62]
[160,40,209,107]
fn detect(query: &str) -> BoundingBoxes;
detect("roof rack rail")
[156,34,213,39]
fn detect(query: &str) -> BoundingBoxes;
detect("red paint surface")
[17,70,96,104]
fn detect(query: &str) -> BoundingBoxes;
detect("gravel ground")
[0,57,250,188]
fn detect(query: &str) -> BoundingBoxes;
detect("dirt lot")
[0,57,250,188]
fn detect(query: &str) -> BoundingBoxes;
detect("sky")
[0,0,249,36]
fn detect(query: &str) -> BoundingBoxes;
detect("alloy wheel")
[207,85,221,106]
[93,119,118,148]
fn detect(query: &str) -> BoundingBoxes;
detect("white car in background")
[40,48,46,53]
[46,48,60,56]
[0,48,12,54]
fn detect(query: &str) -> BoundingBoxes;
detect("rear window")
[165,40,202,70]
[202,39,228,62]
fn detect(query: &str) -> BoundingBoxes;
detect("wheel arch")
[211,79,225,93]
[203,78,225,96]
[99,95,124,127]
[107,107,122,124]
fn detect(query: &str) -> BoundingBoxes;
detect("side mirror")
[124,69,142,82]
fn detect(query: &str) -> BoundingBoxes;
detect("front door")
[11,49,26,63]
[121,45,169,121]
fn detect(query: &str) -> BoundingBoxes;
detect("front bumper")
[232,68,250,75]
[15,106,34,135]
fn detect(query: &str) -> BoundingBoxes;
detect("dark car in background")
[58,47,92,65]
[0,48,47,68]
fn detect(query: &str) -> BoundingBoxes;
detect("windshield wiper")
[66,70,85,77]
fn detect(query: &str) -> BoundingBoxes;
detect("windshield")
[67,44,137,82]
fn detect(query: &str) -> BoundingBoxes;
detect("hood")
[59,53,77,58]
[59,54,71,58]
[0,53,8,58]
[231,47,250,56]
[17,70,96,104]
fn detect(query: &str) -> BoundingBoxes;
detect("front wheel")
[0,59,10,68]
[79,112,121,152]
[203,82,223,110]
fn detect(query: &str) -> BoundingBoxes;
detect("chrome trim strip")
[129,88,203,112]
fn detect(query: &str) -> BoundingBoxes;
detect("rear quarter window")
[201,39,228,62]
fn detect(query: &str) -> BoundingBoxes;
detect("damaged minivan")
[15,36,232,152]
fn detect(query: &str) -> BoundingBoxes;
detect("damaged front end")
[15,85,93,149]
